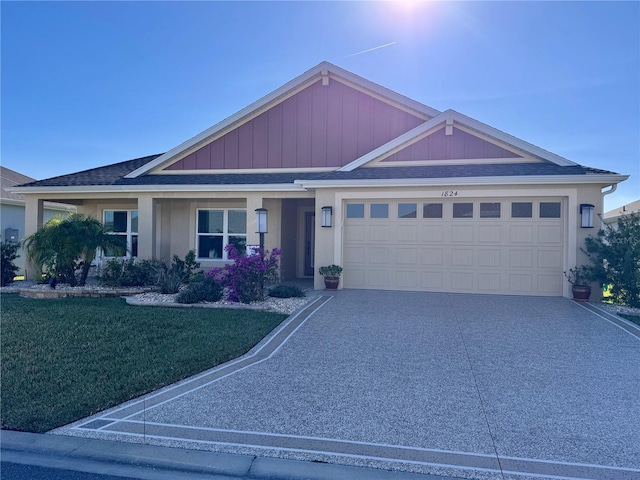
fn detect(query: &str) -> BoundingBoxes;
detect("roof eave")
[295,173,629,189]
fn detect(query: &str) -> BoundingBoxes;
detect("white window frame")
[196,208,247,260]
[102,209,138,258]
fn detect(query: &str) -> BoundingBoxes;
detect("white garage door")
[343,198,565,296]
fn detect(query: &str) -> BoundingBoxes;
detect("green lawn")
[0,294,286,433]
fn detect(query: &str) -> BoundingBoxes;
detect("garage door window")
[453,203,473,218]
[480,202,501,218]
[511,202,533,218]
[423,203,443,219]
[370,204,389,218]
[346,204,365,219]
[398,203,417,219]
[540,202,561,218]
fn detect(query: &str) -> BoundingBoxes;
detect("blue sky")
[2,1,638,210]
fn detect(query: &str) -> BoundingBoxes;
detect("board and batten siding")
[166,79,425,171]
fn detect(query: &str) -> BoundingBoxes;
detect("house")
[1,166,76,277]
[603,199,640,226]
[11,62,628,298]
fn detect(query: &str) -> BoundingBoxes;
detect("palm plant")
[23,214,125,286]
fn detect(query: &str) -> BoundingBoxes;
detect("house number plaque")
[441,190,459,197]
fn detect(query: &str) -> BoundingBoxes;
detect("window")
[511,202,532,218]
[398,203,417,219]
[103,210,138,257]
[197,209,246,260]
[346,204,365,219]
[540,202,561,218]
[453,203,473,218]
[370,203,389,219]
[480,203,501,218]
[423,203,443,219]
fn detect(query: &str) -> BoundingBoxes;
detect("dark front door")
[304,212,315,277]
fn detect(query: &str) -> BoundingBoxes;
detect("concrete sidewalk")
[50,291,640,480]
[1,430,453,480]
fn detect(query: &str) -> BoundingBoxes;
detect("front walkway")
[54,291,640,480]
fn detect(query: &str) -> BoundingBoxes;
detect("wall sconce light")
[321,206,333,228]
[580,204,595,228]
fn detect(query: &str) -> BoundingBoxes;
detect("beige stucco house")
[11,62,628,298]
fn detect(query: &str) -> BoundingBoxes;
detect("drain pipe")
[601,184,618,228]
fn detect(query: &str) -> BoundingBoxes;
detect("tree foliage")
[23,214,125,286]
[584,212,640,307]
[1,241,20,286]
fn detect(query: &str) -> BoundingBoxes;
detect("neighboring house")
[11,62,628,298]
[1,166,76,277]
[603,199,640,226]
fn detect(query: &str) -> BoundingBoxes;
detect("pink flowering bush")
[207,245,281,303]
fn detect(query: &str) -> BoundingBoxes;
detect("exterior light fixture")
[255,208,268,234]
[580,204,595,228]
[321,206,333,228]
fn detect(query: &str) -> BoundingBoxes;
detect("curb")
[1,431,456,480]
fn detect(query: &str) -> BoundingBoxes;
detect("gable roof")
[1,166,35,202]
[604,199,640,222]
[338,110,577,171]
[124,61,442,178]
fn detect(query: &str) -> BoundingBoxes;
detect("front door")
[304,212,315,277]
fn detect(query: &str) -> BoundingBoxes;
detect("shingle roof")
[15,154,620,189]
[16,155,163,188]
[1,166,35,201]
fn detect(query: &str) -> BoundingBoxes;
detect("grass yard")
[0,294,287,433]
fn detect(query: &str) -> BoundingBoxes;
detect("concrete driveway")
[56,291,640,480]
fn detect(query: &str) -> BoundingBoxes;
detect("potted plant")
[564,265,592,301]
[318,264,343,290]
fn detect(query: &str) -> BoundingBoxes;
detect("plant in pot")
[318,264,343,290]
[564,265,593,302]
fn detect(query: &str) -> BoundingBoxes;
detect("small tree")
[24,214,125,286]
[1,241,20,286]
[584,212,640,307]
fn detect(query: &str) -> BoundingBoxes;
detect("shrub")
[584,212,640,307]
[268,284,305,298]
[1,242,20,286]
[99,258,162,287]
[209,245,281,303]
[175,277,223,304]
[158,251,203,294]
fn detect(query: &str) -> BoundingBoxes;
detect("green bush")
[268,284,305,298]
[584,212,640,307]
[99,258,163,287]
[158,251,202,294]
[176,277,223,304]
[1,242,20,286]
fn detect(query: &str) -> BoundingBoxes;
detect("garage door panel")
[478,273,502,292]
[343,198,564,296]
[396,270,418,288]
[421,248,444,265]
[451,272,474,290]
[509,250,533,268]
[451,248,474,266]
[478,225,502,243]
[397,247,419,265]
[538,250,562,269]
[510,225,534,243]
[422,225,444,242]
[421,271,444,289]
[451,225,474,243]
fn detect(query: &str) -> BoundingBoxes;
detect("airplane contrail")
[346,42,397,58]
